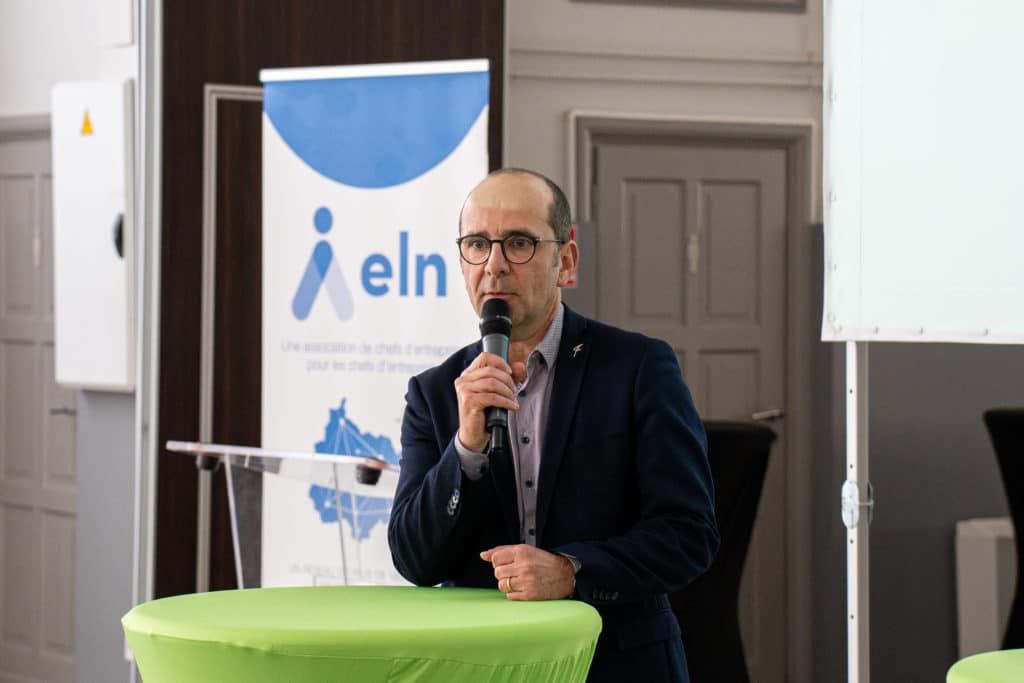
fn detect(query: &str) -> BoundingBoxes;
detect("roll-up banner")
[260,60,488,586]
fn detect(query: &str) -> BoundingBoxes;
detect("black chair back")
[984,408,1024,649]
[671,420,775,683]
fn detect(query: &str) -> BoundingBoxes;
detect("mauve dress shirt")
[455,304,565,546]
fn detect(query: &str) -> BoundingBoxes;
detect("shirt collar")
[528,303,565,371]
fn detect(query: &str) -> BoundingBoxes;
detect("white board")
[823,0,1024,344]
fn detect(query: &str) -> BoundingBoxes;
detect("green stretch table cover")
[123,586,601,682]
[947,649,1024,683]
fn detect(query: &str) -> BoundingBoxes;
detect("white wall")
[509,0,821,58]
[505,0,823,221]
[1,3,139,682]
[0,0,136,117]
[507,5,1024,682]
[506,3,825,680]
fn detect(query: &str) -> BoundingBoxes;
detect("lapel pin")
[572,343,583,358]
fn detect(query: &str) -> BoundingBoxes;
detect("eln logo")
[292,207,448,321]
[292,208,354,320]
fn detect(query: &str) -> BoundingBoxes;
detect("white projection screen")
[823,1,1024,344]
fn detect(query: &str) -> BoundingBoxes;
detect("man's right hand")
[454,352,525,452]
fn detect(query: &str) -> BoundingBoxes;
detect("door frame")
[0,112,72,683]
[568,110,816,683]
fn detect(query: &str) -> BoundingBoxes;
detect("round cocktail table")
[947,649,1024,683]
[123,585,602,682]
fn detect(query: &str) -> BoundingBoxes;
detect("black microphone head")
[355,458,386,486]
[480,298,512,337]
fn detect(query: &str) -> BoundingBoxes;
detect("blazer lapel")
[535,307,590,545]
[461,343,521,542]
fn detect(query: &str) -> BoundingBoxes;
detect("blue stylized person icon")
[292,207,354,320]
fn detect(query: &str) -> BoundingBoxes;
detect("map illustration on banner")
[308,398,398,541]
[261,60,488,587]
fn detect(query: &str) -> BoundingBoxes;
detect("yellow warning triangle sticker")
[81,110,94,136]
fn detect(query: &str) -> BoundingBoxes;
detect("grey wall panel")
[74,390,135,683]
[867,342,1022,681]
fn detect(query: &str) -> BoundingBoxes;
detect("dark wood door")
[156,0,504,598]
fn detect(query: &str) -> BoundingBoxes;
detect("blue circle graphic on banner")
[314,207,333,234]
[264,71,489,189]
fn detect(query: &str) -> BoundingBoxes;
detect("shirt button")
[519,389,527,397]
[521,435,530,444]
[525,479,534,488]
[528,528,535,536]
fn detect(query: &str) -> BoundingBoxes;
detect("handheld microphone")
[479,298,512,456]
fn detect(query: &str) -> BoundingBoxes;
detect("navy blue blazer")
[388,306,719,683]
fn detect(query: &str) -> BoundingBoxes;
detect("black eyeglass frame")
[455,235,566,265]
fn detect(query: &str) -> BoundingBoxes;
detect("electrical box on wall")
[51,80,135,391]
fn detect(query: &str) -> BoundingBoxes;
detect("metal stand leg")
[844,341,872,683]
[332,463,349,586]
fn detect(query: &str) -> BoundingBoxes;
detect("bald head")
[459,168,571,242]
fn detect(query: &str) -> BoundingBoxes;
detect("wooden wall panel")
[156,0,504,598]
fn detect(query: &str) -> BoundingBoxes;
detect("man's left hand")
[480,544,575,601]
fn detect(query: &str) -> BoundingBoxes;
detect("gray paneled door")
[595,141,788,683]
[0,131,76,683]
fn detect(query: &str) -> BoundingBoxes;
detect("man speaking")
[388,168,718,682]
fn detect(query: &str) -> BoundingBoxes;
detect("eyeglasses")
[455,234,565,265]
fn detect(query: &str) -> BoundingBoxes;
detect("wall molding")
[0,114,50,140]
[571,0,806,11]
[510,45,822,90]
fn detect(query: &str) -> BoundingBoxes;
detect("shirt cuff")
[454,433,489,480]
[558,552,582,574]
[556,553,580,599]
